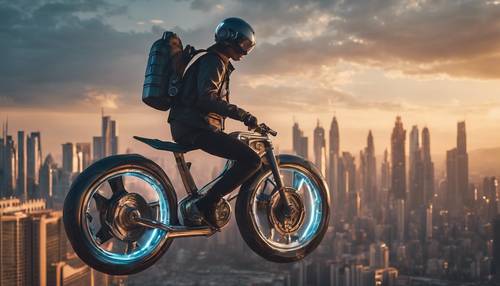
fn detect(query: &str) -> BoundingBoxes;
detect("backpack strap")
[182,48,207,78]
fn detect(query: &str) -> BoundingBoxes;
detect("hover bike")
[63,123,330,275]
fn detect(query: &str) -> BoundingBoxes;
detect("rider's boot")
[195,197,230,230]
[183,197,220,230]
[183,197,205,226]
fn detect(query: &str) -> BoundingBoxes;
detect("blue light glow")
[90,171,170,264]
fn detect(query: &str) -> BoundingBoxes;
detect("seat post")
[173,152,198,196]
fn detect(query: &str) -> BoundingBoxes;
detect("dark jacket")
[168,45,248,145]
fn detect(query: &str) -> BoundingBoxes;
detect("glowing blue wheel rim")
[250,165,324,251]
[82,169,170,264]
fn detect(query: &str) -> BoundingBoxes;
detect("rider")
[168,17,261,228]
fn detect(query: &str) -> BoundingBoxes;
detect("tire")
[236,154,330,263]
[63,154,178,275]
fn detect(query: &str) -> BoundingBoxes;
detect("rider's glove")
[243,113,258,129]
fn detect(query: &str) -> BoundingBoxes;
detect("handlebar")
[252,123,277,137]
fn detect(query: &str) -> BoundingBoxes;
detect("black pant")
[190,130,262,208]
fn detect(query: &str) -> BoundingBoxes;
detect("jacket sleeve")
[194,54,248,121]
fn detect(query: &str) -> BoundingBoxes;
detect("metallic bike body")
[63,124,330,275]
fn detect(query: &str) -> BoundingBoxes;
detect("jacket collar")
[207,44,235,73]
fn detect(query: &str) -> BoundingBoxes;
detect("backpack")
[142,31,205,111]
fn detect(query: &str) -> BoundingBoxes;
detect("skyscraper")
[0,198,46,286]
[391,116,406,200]
[1,132,17,198]
[446,148,459,214]
[76,142,91,171]
[381,149,391,193]
[484,177,498,220]
[338,152,356,219]
[27,132,42,199]
[313,120,326,175]
[363,130,377,209]
[421,127,435,205]
[292,122,308,159]
[328,116,339,203]
[456,121,470,208]
[93,136,103,161]
[62,143,77,174]
[409,126,424,211]
[17,131,26,200]
[446,121,469,216]
[93,113,119,161]
[39,154,56,206]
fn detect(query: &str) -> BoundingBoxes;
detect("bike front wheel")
[63,154,178,275]
[236,154,330,262]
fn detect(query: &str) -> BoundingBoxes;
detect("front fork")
[265,143,292,216]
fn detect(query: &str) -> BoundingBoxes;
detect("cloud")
[0,0,155,109]
[82,88,119,109]
[194,0,500,79]
[1,0,499,112]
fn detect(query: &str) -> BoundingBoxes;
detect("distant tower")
[292,122,308,159]
[391,116,406,200]
[62,143,77,174]
[363,130,377,210]
[328,117,340,199]
[2,134,17,198]
[17,131,27,200]
[409,126,424,210]
[484,177,498,220]
[39,154,56,206]
[27,132,42,199]
[93,112,119,161]
[381,149,391,193]
[338,152,356,219]
[313,120,326,175]
[456,121,469,208]
[421,127,435,205]
[446,121,469,216]
[76,142,91,171]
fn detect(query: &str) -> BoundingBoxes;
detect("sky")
[1,0,500,167]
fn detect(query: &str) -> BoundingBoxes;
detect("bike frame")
[132,129,291,238]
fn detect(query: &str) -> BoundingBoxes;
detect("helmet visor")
[237,37,256,55]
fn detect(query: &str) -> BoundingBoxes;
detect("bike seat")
[133,136,198,153]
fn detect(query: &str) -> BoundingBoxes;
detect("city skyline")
[1,1,500,162]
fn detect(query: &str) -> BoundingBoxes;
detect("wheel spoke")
[108,176,127,198]
[126,241,138,254]
[293,172,305,191]
[266,177,277,188]
[268,227,275,240]
[95,226,113,245]
[148,201,159,208]
[93,193,109,212]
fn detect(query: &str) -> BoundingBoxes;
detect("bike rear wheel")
[63,154,178,275]
[236,154,330,262]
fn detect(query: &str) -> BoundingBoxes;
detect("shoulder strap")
[182,49,207,78]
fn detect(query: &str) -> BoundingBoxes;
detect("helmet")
[215,17,256,55]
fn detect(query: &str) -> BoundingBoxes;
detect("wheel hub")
[268,188,305,235]
[106,193,152,241]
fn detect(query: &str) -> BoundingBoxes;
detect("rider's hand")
[243,113,258,130]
